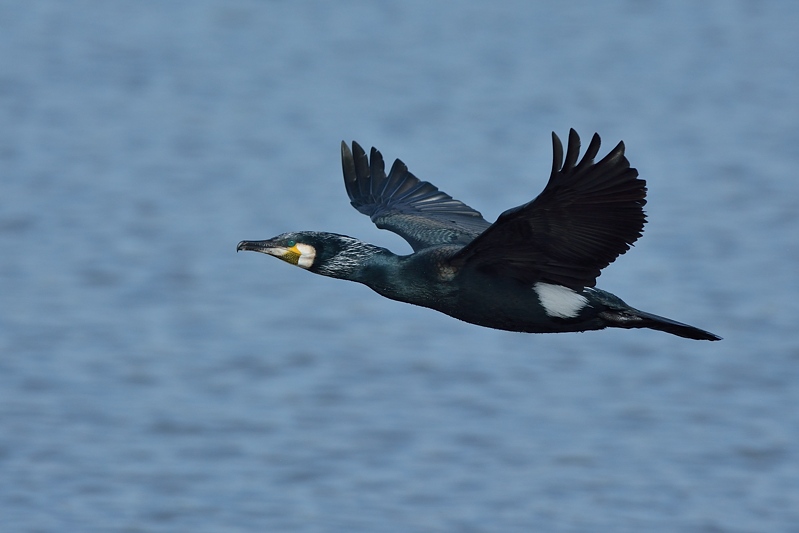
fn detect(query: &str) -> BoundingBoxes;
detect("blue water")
[2,2,798,532]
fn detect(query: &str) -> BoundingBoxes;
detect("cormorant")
[238,130,720,341]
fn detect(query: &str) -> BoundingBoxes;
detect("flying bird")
[238,130,720,341]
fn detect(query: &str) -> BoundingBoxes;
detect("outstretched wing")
[449,129,647,290]
[342,141,491,251]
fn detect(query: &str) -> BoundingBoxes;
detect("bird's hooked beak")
[237,239,282,255]
[237,239,316,268]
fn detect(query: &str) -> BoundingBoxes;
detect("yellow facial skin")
[281,244,303,265]
[278,243,316,269]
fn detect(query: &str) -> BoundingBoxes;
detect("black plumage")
[449,130,646,290]
[238,130,720,341]
[342,141,491,250]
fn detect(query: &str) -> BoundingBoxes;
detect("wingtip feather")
[341,141,356,191]
[551,131,564,176]
[563,129,582,171]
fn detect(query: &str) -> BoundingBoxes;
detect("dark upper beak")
[237,240,275,253]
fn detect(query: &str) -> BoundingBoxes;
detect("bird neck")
[315,239,431,303]
[314,240,399,281]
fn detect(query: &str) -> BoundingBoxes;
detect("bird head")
[237,231,379,278]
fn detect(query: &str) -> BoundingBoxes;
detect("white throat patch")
[534,282,588,318]
[294,243,316,269]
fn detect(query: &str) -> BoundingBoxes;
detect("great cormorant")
[237,130,720,341]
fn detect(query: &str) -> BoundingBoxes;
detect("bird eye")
[287,240,296,247]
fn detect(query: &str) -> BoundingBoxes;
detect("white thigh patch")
[534,282,588,318]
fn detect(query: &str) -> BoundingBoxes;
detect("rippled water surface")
[2,2,798,532]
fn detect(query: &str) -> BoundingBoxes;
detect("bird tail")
[589,288,721,341]
[599,307,721,341]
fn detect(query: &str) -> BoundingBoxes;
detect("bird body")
[238,130,720,341]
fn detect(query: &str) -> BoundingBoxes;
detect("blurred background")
[1,1,798,532]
